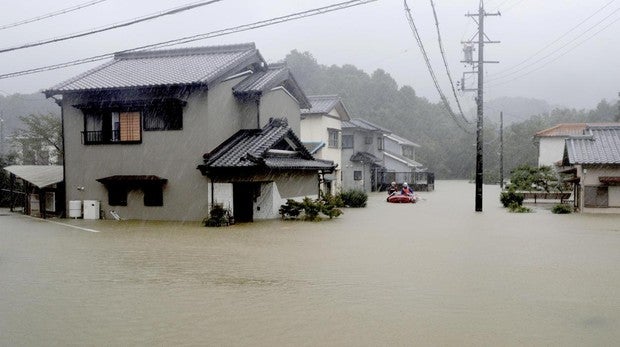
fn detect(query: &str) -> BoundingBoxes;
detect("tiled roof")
[342,118,391,133]
[301,95,340,114]
[385,133,420,148]
[565,126,620,165]
[232,63,310,109]
[46,43,263,94]
[199,118,335,172]
[535,123,620,137]
[535,123,586,137]
[383,151,423,168]
[350,151,382,164]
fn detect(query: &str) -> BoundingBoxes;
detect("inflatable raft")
[387,193,417,203]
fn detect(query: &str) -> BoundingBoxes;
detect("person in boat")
[401,182,414,196]
[387,182,398,195]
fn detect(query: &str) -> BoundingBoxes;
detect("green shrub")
[279,197,343,221]
[500,189,524,207]
[507,202,532,213]
[551,204,572,214]
[322,193,345,208]
[279,199,303,219]
[339,189,368,208]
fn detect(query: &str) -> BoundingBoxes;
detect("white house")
[300,95,351,195]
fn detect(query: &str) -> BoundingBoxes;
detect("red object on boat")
[387,193,417,203]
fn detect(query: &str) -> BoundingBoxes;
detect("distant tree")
[0,152,19,206]
[12,113,62,165]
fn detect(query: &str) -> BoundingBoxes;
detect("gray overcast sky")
[0,0,617,112]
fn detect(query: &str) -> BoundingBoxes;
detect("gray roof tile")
[46,43,262,94]
[565,126,620,164]
[199,118,334,171]
[232,63,310,108]
[301,95,340,114]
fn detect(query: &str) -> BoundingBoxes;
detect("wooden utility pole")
[500,111,504,188]
[463,1,499,212]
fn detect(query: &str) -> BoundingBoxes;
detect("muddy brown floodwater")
[1,180,620,346]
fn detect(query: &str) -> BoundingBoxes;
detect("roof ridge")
[115,43,256,60]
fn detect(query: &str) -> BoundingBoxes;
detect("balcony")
[82,130,141,145]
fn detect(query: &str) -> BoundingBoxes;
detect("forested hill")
[0,93,59,134]
[283,50,619,180]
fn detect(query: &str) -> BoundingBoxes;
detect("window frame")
[342,134,354,149]
[327,128,340,148]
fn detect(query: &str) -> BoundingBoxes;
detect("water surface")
[1,181,619,346]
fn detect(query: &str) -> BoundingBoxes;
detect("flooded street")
[1,180,620,346]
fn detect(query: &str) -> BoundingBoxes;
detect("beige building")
[45,43,333,222]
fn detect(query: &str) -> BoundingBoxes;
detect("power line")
[429,0,471,125]
[487,14,620,87]
[0,0,377,80]
[0,0,225,54]
[403,0,474,134]
[0,0,108,31]
[488,0,616,79]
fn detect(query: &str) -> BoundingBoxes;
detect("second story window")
[84,110,141,144]
[143,102,183,131]
[328,129,339,148]
[342,134,353,149]
[377,136,384,150]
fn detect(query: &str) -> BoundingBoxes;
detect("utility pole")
[462,1,500,212]
[499,111,504,189]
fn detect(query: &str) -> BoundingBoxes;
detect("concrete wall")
[62,76,258,221]
[576,165,620,212]
[259,88,301,134]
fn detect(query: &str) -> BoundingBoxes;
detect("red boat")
[387,193,417,203]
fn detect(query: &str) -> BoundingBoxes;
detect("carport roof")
[3,165,63,188]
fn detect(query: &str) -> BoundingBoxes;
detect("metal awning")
[3,165,63,188]
[599,176,620,185]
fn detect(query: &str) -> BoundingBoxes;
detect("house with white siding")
[300,95,351,195]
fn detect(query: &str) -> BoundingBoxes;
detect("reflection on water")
[1,181,620,345]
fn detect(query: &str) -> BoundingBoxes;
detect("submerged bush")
[279,197,342,221]
[507,202,532,213]
[339,189,368,208]
[551,204,573,214]
[500,189,524,208]
[203,204,231,227]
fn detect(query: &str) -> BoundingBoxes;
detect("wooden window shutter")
[120,112,141,141]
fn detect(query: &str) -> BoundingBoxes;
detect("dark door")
[233,183,257,223]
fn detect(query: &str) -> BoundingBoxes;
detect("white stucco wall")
[300,111,343,192]
[538,137,566,167]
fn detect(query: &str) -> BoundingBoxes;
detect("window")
[377,136,384,150]
[342,134,353,149]
[84,111,141,144]
[143,185,164,206]
[328,129,339,148]
[108,186,128,206]
[354,170,362,180]
[143,103,183,131]
[365,136,373,145]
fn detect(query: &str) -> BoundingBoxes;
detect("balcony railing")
[82,130,141,144]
